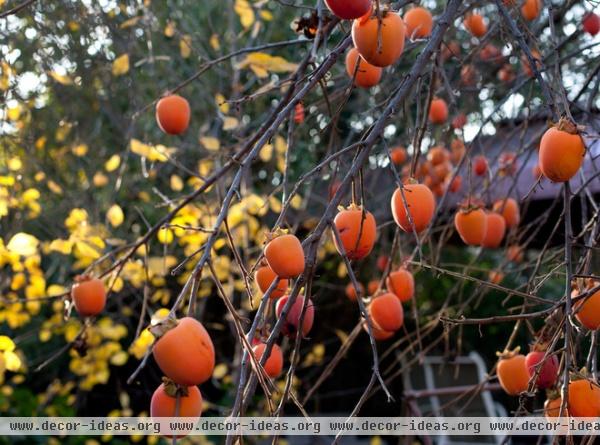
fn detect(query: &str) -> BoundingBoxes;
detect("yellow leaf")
[0,336,15,352]
[213,363,228,379]
[7,157,22,171]
[259,143,272,162]
[180,35,192,58]
[93,172,109,187]
[260,10,273,21]
[67,21,79,32]
[48,71,73,85]
[46,284,67,296]
[130,139,174,162]
[107,204,124,227]
[120,16,140,29]
[35,136,47,150]
[0,175,15,186]
[105,154,121,172]
[164,21,175,37]
[47,180,63,194]
[236,52,299,78]
[7,106,20,121]
[71,144,88,157]
[200,136,220,152]
[49,239,73,254]
[170,175,184,191]
[112,54,130,76]
[209,33,220,51]
[234,0,255,29]
[22,188,40,203]
[7,233,39,257]
[110,351,128,366]
[157,228,174,244]
[223,116,239,131]
[215,93,229,114]
[3,351,21,372]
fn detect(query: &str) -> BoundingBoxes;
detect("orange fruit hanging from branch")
[403,6,433,39]
[345,47,382,88]
[151,317,215,386]
[156,95,191,135]
[391,181,435,233]
[264,233,305,278]
[539,119,585,183]
[71,276,107,317]
[333,205,377,260]
[351,11,406,67]
[255,264,288,299]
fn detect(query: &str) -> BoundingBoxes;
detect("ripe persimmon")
[539,119,585,183]
[493,198,520,228]
[255,265,288,299]
[367,279,379,295]
[525,350,558,389]
[352,11,406,67]
[403,7,433,39]
[252,342,284,378]
[441,40,460,61]
[521,0,541,21]
[333,205,377,260]
[452,113,467,129]
[506,245,524,263]
[345,282,365,301]
[444,175,461,193]
[368,292,404,331]
[460,64,477,86]
[390,146,407,165]
[574,285,600,330]
[568,379,600,417]
[427,146,450,165]
[156,95,191,135]
[265,233,305,278]
[584,12,600,36]
[325,0,372,20]
[71,276,107,317]
[522,49,542,77]
[498,64,515,83]
[473,155,488,176]
[450,139,466,163]
[376,255,389,271]
[345,47,382,88]
[362,320,394,340]
[489,270,504,284]
[481,212,506,249]
[391,182,435,233]
[152,317,215,386]
[497,351,530,396]
[454,207,487,246]
[499,151,518,176]
[386,268,414,302]
[151,381,203,417]
[463,14,487,37]
[544,396,568,420]
[275,295,314,337]
[428,98,448,124]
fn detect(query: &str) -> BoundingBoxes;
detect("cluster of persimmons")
[60,0,600,434]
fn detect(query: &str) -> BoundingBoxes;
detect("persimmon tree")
[2,0,600,442]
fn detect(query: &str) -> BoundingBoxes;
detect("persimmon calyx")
[496,346,521,359]
[149,316,179,339]
[264,227,289,243]
[74,274,94,283]
[161,377,190,398]
[554,117,583,135]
